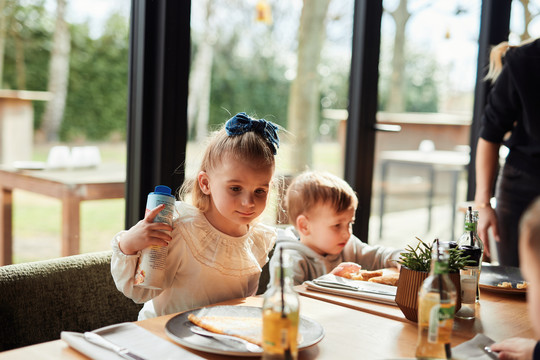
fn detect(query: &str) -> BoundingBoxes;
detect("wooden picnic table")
[0,164,125,265]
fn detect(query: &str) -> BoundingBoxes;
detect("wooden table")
[0,286,532,359]
[0,164,125,265]
[378,150,470,241]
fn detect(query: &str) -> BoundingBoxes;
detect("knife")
[84,331,146,360]
[313,279,396,296]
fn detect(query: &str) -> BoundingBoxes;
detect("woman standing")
[475,38,540,266]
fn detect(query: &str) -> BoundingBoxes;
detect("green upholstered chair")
[0,251,142,351]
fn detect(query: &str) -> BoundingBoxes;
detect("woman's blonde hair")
[485,37,538,83]
[285,171,358,224]
[180,124,276,212]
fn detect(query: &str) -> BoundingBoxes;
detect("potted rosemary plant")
[395,237,470,322]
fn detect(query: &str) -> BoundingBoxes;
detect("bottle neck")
[430,242,450,275]
[464,221,477,232]
[431,258,450,275]
[271,265,292,288]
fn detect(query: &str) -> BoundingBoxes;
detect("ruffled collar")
[175,202,276,276]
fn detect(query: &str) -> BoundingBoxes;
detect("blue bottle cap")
[154,185,172,195]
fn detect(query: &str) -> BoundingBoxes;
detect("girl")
[111,112,280,319]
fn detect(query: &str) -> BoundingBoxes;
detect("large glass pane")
[1,0,130,263]
[188,0,354,224]
[510,0,540,41]
[372,0,481,248]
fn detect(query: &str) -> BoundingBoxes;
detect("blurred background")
[1,0,539,263]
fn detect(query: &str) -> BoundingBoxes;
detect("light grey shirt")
[269,226,402,286]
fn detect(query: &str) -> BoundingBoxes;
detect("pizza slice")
[188,313,262,346]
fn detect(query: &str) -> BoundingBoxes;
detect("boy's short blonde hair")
[285,171,358,224]
[520,196,540,259]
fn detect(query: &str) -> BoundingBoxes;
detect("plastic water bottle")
[134,185,176,289]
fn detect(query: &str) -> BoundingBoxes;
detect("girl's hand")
[331,262,362,277]
[118,204,173,255]
[490,337,537,360]
[477,206,499,259]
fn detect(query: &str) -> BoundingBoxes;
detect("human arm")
[474,138,501,258]
[345,236,401,270]
[110,205,174,303]
[118,204,173,255]
[490,338,538,360]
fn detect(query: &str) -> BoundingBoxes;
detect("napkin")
[304,274,397,306]
[61,322,204,360]
[452,334,497,360]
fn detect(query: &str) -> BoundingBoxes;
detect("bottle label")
[464,222,475,232]
[428,303,455,344]
[135,191,176,289]
[428,304,440,342]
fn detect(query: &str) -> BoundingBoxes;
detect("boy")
[489,197,540,360]
[269,171,402,286]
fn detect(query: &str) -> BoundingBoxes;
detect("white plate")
[165,305,324,357]
[12,161,46,170]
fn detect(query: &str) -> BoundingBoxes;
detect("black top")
[480,38,540,177]
[535,341,540,360]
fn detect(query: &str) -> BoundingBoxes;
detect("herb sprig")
[398,237,473,273]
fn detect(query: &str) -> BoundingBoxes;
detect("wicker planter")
[395,266,461,322]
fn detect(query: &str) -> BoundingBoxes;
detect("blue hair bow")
[225,112,280,155]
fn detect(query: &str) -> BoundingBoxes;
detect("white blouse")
[111,201,276,320]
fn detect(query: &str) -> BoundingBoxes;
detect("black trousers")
[495,163,540,267]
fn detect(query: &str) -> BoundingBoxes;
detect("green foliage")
[62,13,129,141]
[1,3,128,142]
[398,237,471,273]
[378,48,439,113]
[208,33,290,133]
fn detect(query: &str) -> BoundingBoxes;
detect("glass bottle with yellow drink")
[262,248,299,360]
[416,240,457,360]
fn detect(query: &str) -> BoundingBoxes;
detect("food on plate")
[517,281,528,289]
[497,282,513,289]
[350,270,384,281]
[333,263,398,286]
[188,313,262,345]
[368,273,400,287]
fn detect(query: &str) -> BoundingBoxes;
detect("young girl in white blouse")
[111,112,280,320]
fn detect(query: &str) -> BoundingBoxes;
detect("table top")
[0,284,532,360]
[379,150,470,167]
[0,163,125,186]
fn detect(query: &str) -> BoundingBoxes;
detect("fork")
[190,326,262,352]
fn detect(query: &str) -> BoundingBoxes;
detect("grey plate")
[479,264,526,294]
[165,305,324,357]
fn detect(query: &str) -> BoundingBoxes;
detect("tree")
[40,0,70,142]
[188,0,214,141]
[386,0,410,113]
[287,0,330,173]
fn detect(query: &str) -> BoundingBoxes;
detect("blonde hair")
[485,37,538,83]
[519,197,540,260]
[180,123,276,212]
[285,171,358,224]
